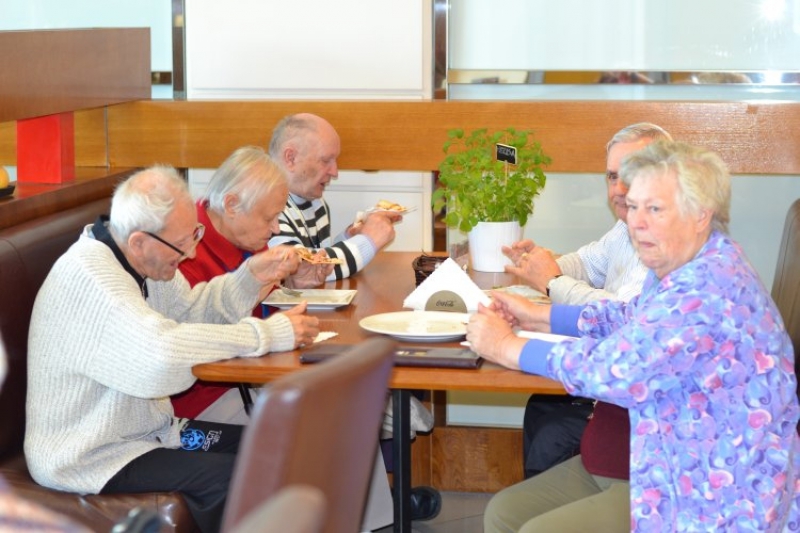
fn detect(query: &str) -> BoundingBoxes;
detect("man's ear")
[283,146,297,169]
[127,231,147,257]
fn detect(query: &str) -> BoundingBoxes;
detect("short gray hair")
[204,146,287,214]
[268,114,318,164]
[607,123,673,153]
[620,141,731,234]
[109,165,191,240]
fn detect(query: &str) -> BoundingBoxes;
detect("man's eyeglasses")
[144,223,205,258]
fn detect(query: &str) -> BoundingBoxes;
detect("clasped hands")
[467,286,551,371]
[502,239,561,294]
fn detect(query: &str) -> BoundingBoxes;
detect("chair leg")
[237,383,253,416]
[392,389,411,533]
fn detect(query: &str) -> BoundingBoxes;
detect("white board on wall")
[185,0,427,99]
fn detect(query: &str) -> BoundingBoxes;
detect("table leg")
[392,389,411,533]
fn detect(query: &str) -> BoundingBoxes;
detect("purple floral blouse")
[543,231,800,531]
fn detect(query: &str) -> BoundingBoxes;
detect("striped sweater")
[268,193,376,280]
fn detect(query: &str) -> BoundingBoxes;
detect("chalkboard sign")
[496,143,517,164]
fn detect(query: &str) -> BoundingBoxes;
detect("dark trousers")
[101,420,244,533]
[522,394,594,478]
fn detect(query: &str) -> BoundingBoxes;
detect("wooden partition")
[103,99,800,175]
[0,28,148,228]
[0,28,150,123]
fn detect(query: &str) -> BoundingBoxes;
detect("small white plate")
[364,205,417,215]
[359,311,468,342]
[263,289,357,311]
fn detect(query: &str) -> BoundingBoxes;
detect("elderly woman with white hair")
[472,141,800,532]
[174,145,332,424]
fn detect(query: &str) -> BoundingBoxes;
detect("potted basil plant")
[432,127,551,272]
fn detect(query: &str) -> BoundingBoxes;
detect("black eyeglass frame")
[143,223,205,258]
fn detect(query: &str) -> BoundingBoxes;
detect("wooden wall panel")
[431,426,524,492]
[75,108,110,167]
[0,29,150,123]
[107,100,800,175]
[0,122,13,166]
[0,108,109,167]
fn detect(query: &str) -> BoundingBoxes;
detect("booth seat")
[0,198,197,533]
[772,198,800,405]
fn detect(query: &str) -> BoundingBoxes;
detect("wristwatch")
[546,274,563,297]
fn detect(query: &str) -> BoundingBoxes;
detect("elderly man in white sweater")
[24,166,319,533]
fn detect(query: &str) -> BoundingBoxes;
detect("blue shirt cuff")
[519,340,556,376]
[550,305,582,337]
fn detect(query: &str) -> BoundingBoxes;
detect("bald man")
[267,113,401,280]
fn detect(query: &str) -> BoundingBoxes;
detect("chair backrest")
[229,485,326,533]
[772,198,800,388]
[221,337,396,533]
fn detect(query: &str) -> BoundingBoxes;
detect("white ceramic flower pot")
[468,221,523,272]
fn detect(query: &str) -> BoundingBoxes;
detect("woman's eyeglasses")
[144,223,205,259]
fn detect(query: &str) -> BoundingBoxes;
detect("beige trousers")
[484,455,630,533]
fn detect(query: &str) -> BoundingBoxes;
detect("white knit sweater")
[24,227,295,494]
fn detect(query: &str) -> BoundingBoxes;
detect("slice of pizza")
[296,248,344,265]
[376,199,407,212]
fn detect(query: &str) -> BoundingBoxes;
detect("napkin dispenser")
[403,257,489,313]
[424,290,467,313]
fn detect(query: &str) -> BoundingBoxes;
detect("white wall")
[450,0,800,71]
[185,0,430,99]
[0,0,172,71]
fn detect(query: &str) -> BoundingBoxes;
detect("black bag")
[522,394,595,478]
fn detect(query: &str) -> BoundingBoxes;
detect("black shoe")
[409,486,441,521]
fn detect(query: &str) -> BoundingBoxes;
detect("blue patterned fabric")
[543,231,799,531]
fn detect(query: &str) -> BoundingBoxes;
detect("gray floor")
[375,492,493,533]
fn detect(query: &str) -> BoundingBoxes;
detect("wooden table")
[193,252,565,532]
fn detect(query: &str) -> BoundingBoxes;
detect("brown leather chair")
[229,485,326,533]
[772,198,800,400]
[221,337,395,533]
[0,199,196,532]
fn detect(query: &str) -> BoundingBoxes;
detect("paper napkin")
[403,258,490,312]
[313,331,338,344]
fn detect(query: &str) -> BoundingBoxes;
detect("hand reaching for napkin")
[403,258,490,312]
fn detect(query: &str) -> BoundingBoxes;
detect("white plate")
[364,205,417,215]
[359,311,468,342]
[263,289,357,311]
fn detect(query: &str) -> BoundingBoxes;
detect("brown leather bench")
[0,198,198,532]
[772,198,800,405]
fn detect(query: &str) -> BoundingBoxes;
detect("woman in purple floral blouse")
[471,141,799,532]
